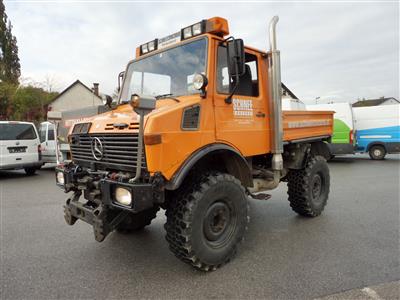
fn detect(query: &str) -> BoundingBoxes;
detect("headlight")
[115,187,132,206]
[193,73,208,90]
[56,172,65,185]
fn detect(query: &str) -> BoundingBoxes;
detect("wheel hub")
[203,202,231,242]
[311,174,322,200]
[374,149,381,157]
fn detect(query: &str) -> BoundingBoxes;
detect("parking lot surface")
[1,154,399,299]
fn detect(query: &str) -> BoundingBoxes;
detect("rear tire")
[287,155,330,217]
[165,172,249,271]
[116,207,159,233]
[369,145,386,160]
[24,167,36,175]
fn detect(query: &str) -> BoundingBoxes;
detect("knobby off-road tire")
[287,155,330,217]
[116,207,159,233]
[165,172,249,271]
[369,145,386,160]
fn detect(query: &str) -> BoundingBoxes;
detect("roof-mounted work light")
[181,20,206,40]
[140,39,158,55]
[136,17,230,57]
[180,17,229,40]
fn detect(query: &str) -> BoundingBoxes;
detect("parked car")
[0,121,43,175]
[39,121,57,164]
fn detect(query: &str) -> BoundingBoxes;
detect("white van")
[353,104,400,159]
[307,103,355,157]
[39,121,57,163]
[0,121,43,175]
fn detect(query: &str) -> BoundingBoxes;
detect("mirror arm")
[225,78,239,104]
[225,59,240,104]
[200,88,207,98]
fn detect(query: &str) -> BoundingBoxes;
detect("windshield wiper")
[155,93,180,103]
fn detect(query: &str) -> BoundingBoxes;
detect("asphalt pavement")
[1,154,399,299]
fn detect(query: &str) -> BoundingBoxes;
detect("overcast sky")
[4,1,399,104]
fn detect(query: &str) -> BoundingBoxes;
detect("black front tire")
[116,207,159,233]
[287,155,330,217]
[369,145,386,160]
[165,172,249,271]
[24,167,36,175]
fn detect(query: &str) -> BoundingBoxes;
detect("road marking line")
[361,287,383,300]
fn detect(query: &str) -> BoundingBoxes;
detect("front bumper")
[56,164,163,242]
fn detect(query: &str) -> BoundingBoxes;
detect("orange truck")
[56,16,334,271]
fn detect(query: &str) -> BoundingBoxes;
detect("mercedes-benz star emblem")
[91,137,104,161]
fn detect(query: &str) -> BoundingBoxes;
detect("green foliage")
[0,0,21,84]
[0,82,58,122]
[0,81,15,119]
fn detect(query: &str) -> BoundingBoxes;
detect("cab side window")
[217,46,259,97]
[39,124,47,143]
[48,128,55,140]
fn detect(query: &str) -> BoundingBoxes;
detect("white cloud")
[4,1,399,102]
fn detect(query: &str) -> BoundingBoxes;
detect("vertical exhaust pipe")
[268,16,283,170]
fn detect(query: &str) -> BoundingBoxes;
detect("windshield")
[120,38,207,102]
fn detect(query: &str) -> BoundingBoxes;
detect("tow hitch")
[64,191,129,242]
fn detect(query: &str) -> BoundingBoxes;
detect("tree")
[0,81,59,122]
[0,81,16,119]
[0,0,20,84]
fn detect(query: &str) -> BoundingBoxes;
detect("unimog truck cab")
[56,16,334,271]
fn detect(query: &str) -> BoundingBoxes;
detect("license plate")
[8,147,27,153]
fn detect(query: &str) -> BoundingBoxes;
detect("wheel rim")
[203,200,236,248]
[311,173,323,205]
[373,149,382,157]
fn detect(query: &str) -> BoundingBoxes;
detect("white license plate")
[9,147,27,153]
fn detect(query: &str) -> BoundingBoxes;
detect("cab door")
[40,122,56,162]
[213,41,270,156]
[46,123,56,159]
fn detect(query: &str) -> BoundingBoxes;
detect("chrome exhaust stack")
[268,16,283,170]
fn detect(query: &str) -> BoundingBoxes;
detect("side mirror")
[226,39,245,78]
[105,95,113,108]
[117,71,125,93]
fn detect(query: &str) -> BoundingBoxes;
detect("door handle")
[256,112,265,118]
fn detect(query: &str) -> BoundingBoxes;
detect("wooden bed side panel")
[282,110,334,141]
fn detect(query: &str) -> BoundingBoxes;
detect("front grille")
[69,134,145,172]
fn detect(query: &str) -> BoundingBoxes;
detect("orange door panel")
[213,39,270,156]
